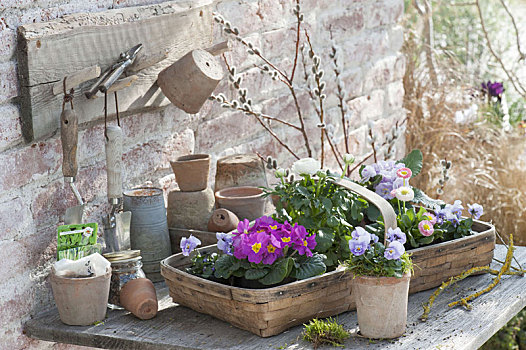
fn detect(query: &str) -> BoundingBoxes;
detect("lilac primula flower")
[236,219,251,235]
[468,203,484,220]
[384,241,405,260]
[349,237,369,256]
[180,235,201,256]
[246,231,269,264]
[386,227,406,245]
[216,232,234,255]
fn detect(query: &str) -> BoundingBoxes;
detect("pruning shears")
[85,44,143,99]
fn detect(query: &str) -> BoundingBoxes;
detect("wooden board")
[24,245,526,350]
[17,0,215,141]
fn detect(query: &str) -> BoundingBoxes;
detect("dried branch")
[475,0,526,98]
[498,0,525,61]
[329,42,350,155]
[289,0,303,82]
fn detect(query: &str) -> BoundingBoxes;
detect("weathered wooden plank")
[24,245,526,350]
[17,0,215,141]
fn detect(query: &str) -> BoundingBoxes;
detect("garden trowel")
[61,107,85,225]
[102,124,131,252]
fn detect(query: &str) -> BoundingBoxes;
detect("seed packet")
[57,223,101,260]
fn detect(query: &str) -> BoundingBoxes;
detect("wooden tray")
[161,179,495,337]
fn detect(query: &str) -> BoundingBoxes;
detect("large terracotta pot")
[170,154,210,192]
[215,186,265,221]
[50,268,111,326]
[353,271,411,339]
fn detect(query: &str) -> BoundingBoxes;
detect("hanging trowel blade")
[65,204,85,225]
[115,211,132,251]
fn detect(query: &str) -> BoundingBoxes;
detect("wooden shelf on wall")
[17,0,215,142]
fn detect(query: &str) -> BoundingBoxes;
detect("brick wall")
[0,0,405,348]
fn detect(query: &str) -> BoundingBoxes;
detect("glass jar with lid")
[103,250,145,309]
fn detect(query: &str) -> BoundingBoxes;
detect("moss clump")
[302,318,349,349]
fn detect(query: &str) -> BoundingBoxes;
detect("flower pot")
[214,153,268,192]
[353,272,411,339]
[170,154,210,192]
[50,267,111,326]
[207,208,239,233]
[215,186,266,221]
[119,278,158,320]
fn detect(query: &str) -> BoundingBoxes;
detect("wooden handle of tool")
[105,125,124,200]
[60,109,79,178]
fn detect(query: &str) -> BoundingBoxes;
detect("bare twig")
[290,0,302,82]
[498,0,525,61]
[475,0,526,98]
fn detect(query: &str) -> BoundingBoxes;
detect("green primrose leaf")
[399,149,423,176]
[245,268,269,280]
[214,255,239,279]
[291,254,326,280]
[259,257,293,285]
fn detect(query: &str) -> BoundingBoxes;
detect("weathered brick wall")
[0,0,405,348]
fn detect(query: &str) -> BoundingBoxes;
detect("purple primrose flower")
[482,81,504,98]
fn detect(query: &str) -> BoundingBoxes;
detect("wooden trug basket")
[161,179,495,337]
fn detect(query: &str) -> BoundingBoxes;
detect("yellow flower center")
[267,244,276,253]
[401,189,409,195]
[282,237,291,243]
[257,230,265,233]
[251,242,261,253]
[356,246,362,251]
[269,225,277,230]
[185,244,191,250]
[424,223,431,230]
[303,240,308,246]
[243,229,249,234]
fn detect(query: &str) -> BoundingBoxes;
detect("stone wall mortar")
[0,0,406,348]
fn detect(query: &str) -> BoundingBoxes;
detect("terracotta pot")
[170,154,210,192]
[50,268,111,326]
[353,272,411,339]
[214,153,268,192]
[119,278,158,320]
[215,186,266,221]
[208,208,239,232]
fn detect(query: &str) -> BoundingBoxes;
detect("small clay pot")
[215,186,266,221]
[119,278,158,320]
[353,272,411,339]
[170,154,210,192]
[50,268,111,326]
[208,208,239,232]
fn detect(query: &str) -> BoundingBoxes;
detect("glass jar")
[104,250,145,309]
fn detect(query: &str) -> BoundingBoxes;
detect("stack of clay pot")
[167,154,215,231]
[214,153,269,221]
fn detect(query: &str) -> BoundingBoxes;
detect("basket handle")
[332,178,397,246]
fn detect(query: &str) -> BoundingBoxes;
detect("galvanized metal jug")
[123,188,172,282]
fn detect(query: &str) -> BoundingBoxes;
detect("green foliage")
[266,170,369,267]
[57,223,99,260]
[399,149,423,177]
[186,251,219,279]
[302,318,349,349]
[291,253,326,280]
[344,241,413,278]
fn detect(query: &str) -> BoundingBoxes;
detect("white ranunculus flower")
[343,153,355,165]
[395,186,414,202]
[291,158,321,176]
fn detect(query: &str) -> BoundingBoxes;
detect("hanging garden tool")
[101,86,132,253]
[85,44,143,99]
[60,79,85,225]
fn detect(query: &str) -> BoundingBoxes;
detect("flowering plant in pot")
[265,156,368,268]
[344,226,413,339]
[181,216,326,287]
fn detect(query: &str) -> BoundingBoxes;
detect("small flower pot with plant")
[345,226,412,339]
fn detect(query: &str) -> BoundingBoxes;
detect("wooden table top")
[24,244,526,349]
